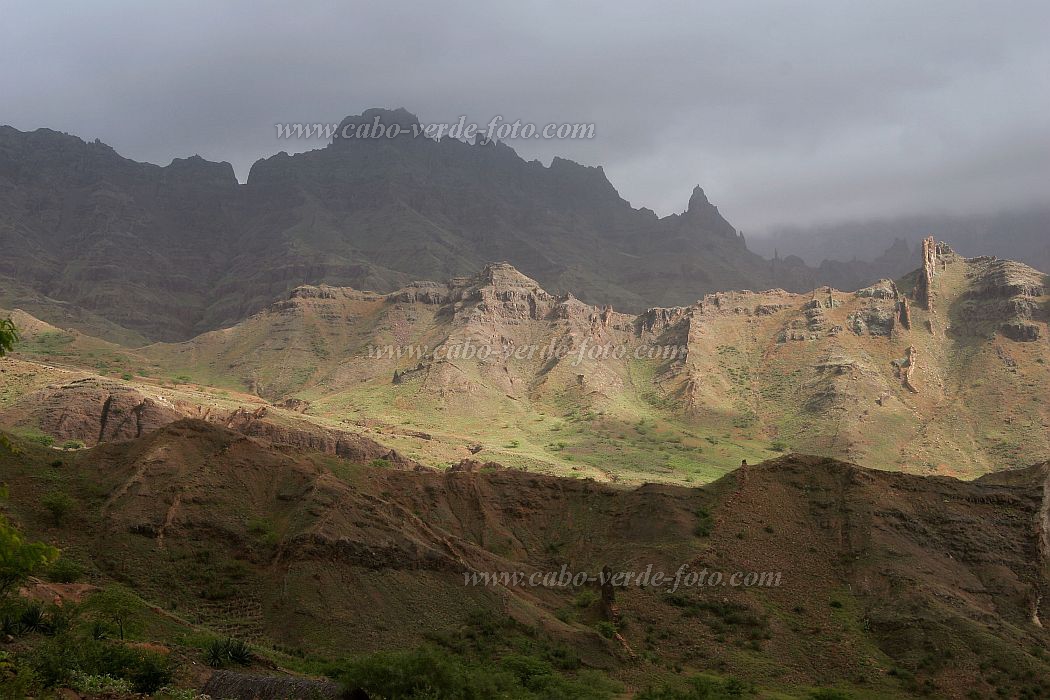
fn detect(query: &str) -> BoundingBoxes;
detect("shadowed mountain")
[2,109,902,343]
[753,208,1050,275]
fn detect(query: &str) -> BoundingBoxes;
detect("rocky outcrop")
[1000,322,1042,342]
[3,377,418,467]
[901,346,919,393]
[637,306,688,333]
[897,295,912,330]
[916,236,938,311]
[18,378,184,444]
[855,280,898,300]
[952,258,1047,341]
[848,307,896,336]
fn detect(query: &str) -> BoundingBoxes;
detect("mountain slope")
[6,242,1047,481]
[2,422,1049,697]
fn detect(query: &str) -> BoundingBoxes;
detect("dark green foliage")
[41,491,75,526]
[28,634,172,693]
[18,601,45,633]
[636,675,751,699]
[204,637,254,668]
[333,645,620,700]
[694,507,714,537]
[0,598,69,637]
[0,318,17,356]
[0,488,60,594]
[810,690,854,700]
[45,557,84,583]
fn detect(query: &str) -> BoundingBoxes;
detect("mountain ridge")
[4,243,1048,481]
[1,110,908,343]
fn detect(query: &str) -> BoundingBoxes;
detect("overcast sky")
[2,0,1047,232]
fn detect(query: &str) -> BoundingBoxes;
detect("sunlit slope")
[7,243,1048,481]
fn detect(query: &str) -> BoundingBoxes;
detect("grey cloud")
[2,0,1046,232]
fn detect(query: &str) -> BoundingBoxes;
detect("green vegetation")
[332,644,621,699]
[694,506,714,537]
[637,674,751,699]
[0,318,16,356]
[86,585,142,641]
[204,636,254,668]
[0,487,59,594]
[41,490,75,526]
[248,516,280,546]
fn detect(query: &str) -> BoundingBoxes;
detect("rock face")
[1001,322,1042,342]
[917,236,938,311]
[4,376,417,467]
[901,346,919,393]
[951,257,1048,340]
[20,378,184,444]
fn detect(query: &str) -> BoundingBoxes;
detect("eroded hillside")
[1,421,1049,697]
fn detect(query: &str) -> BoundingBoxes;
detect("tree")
[90,585,142,640]
[41,491,75,526]
[0,319,17,453]
[0,487,59,595]
[0,318,17,357]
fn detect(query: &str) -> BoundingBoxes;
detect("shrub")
[0,504,59,594]
[204,637,254,668]
[247,517,279,547]
[18,601,46,633]
[29,634,172,692]
[369,458,391,469]
[694,507,714,537]
[595,621,617,639]
[574,589,599,608]
[637,674,750,699]
[41,491,75,526]
[71,671,134,695]
[61,439,86,450]
[0,650,37,697]
[46,557,84,583]
[334,645,619,700]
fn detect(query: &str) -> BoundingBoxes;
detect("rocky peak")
[681,185,740,239]
[162,155,238,188]
[472,262,547,293]
[332,107,421,143]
